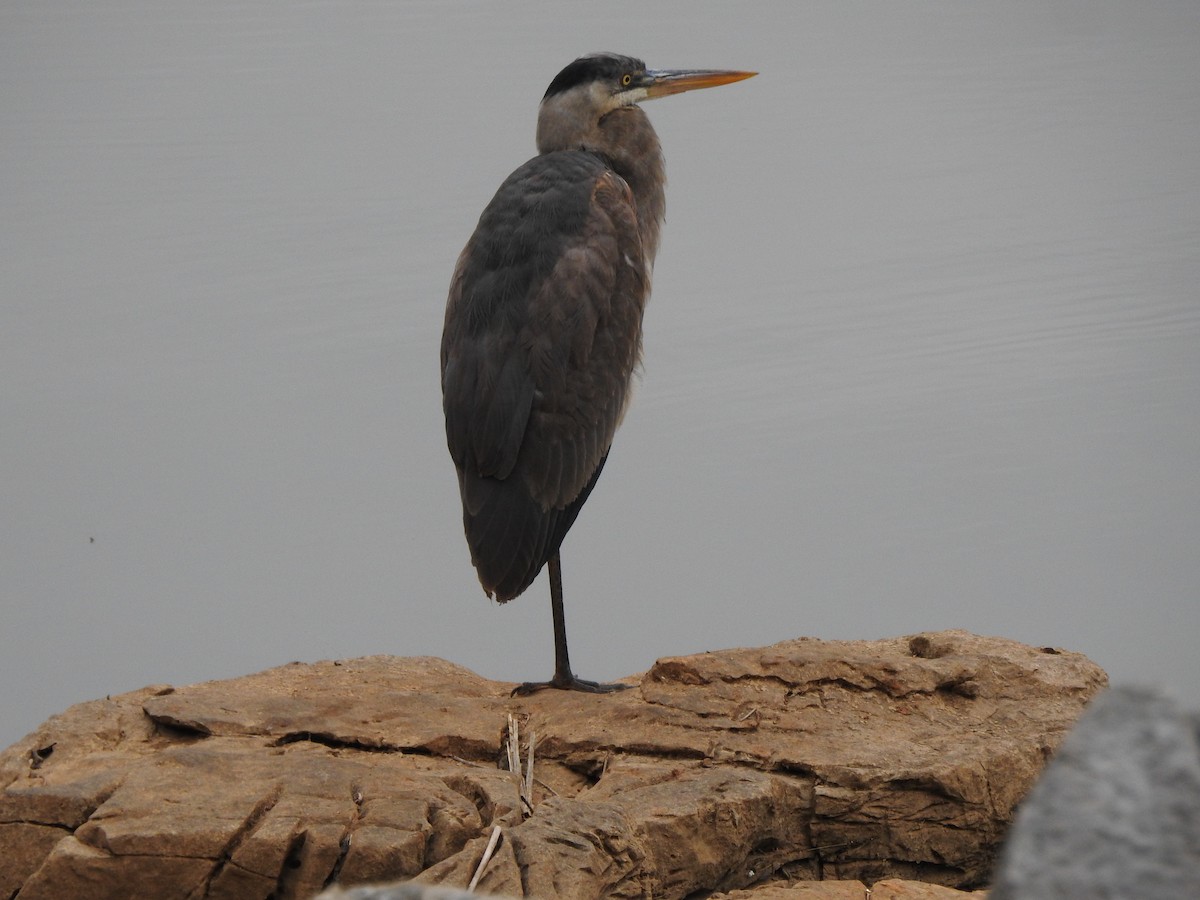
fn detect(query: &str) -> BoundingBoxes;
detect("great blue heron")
[441,53,755,694]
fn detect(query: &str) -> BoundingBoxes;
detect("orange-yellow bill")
[643,68,757,99]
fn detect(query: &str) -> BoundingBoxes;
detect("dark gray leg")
[512,552,629,696]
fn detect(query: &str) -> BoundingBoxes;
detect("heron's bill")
[643,69,757,99]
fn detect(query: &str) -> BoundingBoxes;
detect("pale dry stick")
[450,755,489,768]
[505,714,520,776]
[532,777,559,798]
[521,729,535,816]
[467,824,503,892]
[505,713,525,816]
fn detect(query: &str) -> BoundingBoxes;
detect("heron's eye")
[621,73,632,87]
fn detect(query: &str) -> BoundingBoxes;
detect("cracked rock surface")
[0,631,1105,899]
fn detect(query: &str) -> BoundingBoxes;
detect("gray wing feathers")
[518,171,645,508]
[441,153,647,601]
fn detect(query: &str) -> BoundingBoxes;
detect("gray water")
[3,3,1198,750]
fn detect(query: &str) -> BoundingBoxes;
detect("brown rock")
[318,888,516,900]
[713,880,869,898]
[870,878,990,898]
[0,631,1103,898]
[313,876,986,899]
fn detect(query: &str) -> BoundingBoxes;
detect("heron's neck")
[594,108,665,265]
[536,104,666,265]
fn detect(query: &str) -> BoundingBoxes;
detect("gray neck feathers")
[536,92,666,267]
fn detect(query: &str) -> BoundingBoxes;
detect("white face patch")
[614,86,650,107]
[593,79,649,114]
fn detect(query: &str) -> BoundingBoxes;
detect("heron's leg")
[547,552,573,682]
[512,552,630,696]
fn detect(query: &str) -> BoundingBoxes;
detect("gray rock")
[990,686,1200,898]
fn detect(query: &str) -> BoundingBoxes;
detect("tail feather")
[457,455,609,603]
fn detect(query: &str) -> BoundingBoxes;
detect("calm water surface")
[2,3,1198,748]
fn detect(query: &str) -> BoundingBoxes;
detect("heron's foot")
[511,674,631,696]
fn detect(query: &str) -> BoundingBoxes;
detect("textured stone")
[319,886,505,900]
[315,878,987,899]
[711,880,869,898]
[0,631,1102,898]
[989,686,1200,898]
[870,878,990,897]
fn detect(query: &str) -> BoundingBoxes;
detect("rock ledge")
[0,631,1105,899]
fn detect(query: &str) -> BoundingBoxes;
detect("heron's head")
[536,52,755,155]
